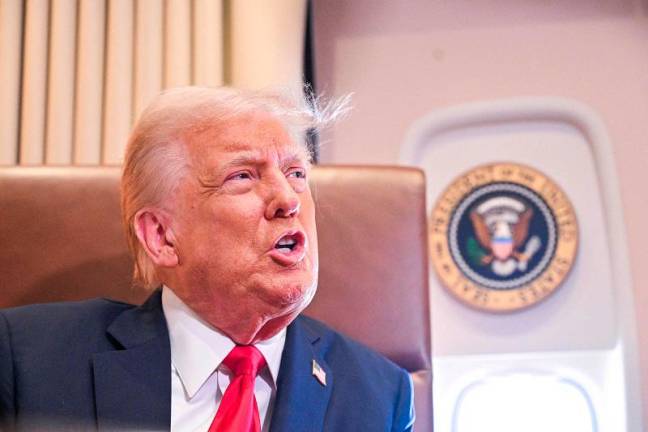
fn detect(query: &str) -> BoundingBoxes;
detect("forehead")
[186,111,309,168]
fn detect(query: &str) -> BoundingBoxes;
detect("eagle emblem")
[467,196,541,277]
[429,163,578,312]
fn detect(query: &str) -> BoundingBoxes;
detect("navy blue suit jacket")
[0,292,414,431]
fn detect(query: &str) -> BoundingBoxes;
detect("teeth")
[277,247,292,254]
[277,237,296,246]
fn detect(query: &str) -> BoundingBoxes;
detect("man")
[0,87,414,431]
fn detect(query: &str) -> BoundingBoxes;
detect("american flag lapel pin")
[312,359,327,386]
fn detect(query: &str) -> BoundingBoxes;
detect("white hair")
[121,86,349,289]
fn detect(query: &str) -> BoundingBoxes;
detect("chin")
[257,275,317,315]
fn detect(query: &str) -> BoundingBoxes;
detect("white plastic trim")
[400,97,643,431]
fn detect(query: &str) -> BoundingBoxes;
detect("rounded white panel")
[401,98,642,431]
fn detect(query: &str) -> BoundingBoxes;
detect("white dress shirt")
[162,286,286,432]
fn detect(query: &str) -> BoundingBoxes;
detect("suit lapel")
[93,292,171,431]
[270,317,333,432]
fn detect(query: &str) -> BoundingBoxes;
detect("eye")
[226,171,253,182]
[287,168,307,180]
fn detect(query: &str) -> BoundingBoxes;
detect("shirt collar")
[161,285,286,399]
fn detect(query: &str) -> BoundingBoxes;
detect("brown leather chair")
[0,165,432,431]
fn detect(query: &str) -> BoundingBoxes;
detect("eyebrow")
[198,148,310,184]
[220,149,310,171]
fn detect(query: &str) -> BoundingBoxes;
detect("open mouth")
[275,237,297,253]
[269,231,307,266]
[274,231,305,254]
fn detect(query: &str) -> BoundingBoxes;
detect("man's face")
[167,111,318,343]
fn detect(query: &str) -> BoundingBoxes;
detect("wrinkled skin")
[158,112,318,344]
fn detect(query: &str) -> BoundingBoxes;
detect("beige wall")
[313,0,648,423]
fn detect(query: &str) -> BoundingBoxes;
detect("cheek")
[195,200,260,241]
[193,216,267,277]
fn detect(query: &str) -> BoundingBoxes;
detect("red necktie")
[208,345,267,432]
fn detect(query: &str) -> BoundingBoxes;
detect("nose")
[265,177,301,219]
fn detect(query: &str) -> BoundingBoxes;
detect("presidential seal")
[430,163,578,312]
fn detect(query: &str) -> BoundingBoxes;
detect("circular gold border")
[430,162,579,313]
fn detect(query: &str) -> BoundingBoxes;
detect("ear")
[133,208,179,268]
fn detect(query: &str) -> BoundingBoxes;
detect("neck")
[220,311,297,345]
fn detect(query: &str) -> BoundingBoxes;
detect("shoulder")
[0,298,136,352]
[292,315,415,430]
[294,314,412,393]
[1,297,134,329]
[0,299,147,430]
